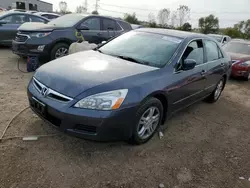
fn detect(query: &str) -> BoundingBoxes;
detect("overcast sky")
[46,0,250,28]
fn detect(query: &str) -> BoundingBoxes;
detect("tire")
[243,71,250,81]
[50,43,69,60]
[129,97,163,145]
[205,77,225,103]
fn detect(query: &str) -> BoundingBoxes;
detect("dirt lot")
[0,47,250,188]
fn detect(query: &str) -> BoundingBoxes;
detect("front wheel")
[50,43,69,60]
[205,77,225,103]
[129,98,163,145]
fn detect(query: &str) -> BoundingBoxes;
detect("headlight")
[239,61,250,66]
[30,32,51,38]
[74,89,128,110]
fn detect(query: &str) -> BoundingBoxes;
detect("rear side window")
[81,17,100,30]
[29,15,46,22]
[204,40,220,61]
[0,14,27,24]
[181,40,204,65]
[102,18,116,30]
[118,21,132,30]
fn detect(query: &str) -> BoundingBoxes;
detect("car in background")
[27,29,231,144]
[34,12,60,20]
[223,39,250,81]
[208,34,231,45]
[27,11,38,14]
[131,24,144,29]
[12,13,132,60]
[0,12,49,46]
[8,9,27,12]
[0,7,6,12]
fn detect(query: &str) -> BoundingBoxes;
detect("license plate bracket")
[31,97,47,117]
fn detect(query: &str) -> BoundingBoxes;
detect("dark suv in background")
[12,14,132,60]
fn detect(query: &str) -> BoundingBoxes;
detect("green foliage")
[124,13,140,24]
[223,27,243,38]
[181,22,192,31]
[199,14,219,34]
[233,20,250,39]
[92,10,99,15]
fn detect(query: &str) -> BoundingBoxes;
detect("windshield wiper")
[116,55,149,65]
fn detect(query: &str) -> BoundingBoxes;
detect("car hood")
[227,52,250,61]
[34,50,158,98]
[18,22,61,31]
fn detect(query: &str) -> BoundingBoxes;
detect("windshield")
[49,14,86,27]
[223,42,250,55]
[209,35,223,42]
[99,31,182,68]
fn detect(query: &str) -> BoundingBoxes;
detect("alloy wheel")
[55,47,68,59]
[214,80,224,100]
[137,106,160,140]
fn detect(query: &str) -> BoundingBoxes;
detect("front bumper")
[12,39,52,57]
[231,67,249,78]
[27,82,137,141]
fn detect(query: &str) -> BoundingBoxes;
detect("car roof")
[136,28,208,39]
[0,11,49,20]
[35,12,60,16]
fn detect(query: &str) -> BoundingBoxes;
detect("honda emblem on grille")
[41,87,48,97]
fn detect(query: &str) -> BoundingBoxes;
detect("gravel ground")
[1,47,250,188]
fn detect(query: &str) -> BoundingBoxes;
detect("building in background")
[0,0,52,12]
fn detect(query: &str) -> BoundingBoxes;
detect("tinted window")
[48,15,59,20]
[81,17,100,30]
[29,15,45,22]
[204,40,219,61]
[99,31,182,68]
[102,18,116,30]
[0,14,27,24]
[223,42,250,55]
[118,20,132,30]
[181,40,204,66]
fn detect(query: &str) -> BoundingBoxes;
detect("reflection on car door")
[203,40,225,94]
[168,39,207,112]
[79,17,103,44]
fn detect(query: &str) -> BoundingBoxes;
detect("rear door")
[0,14,27,45]
[101,18,117,41]
[170,39,207,112]
[203,39,225,94]
[78,17,103,44]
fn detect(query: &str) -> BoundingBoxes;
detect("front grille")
[33,78,73,103]
[75,124,97,134]
[15,34,28,43]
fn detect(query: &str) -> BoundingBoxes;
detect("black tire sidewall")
[50,43,69,60]
[131,98,163,144]
[212,77,225,102]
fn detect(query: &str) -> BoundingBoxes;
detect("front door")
[78,17,104,44]
[203,39,225,94]
[168,39,207,112]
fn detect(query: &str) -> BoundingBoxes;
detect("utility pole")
[84,0,88,12]
[95,0,100,12]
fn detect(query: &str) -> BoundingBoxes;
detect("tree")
[76,5,87,13]
[235,20,250,39]
[124,13,140,24]
[170,11,177,27]
[177,5,190,27]
[148,13,156,24]
[223,27,243,38]
[92,10,99,15]
[199,14,219,34]
[181,22,192,31]
[157,8,170,27]
[59,1,67,14]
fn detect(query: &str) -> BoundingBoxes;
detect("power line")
[100,3,250,14]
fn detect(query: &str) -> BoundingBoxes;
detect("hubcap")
[137,107,160,140]
[214,80,224,100]
[55,47,68,59]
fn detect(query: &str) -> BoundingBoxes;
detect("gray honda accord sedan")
[27,28,231,144]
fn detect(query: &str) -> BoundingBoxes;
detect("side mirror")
[183,59,196,70]
[0,21,7,26]
[78,25,89,30]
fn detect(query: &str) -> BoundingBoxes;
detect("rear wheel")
[129,98,163,145]
[205,77,225,103]
[50,43,69,60]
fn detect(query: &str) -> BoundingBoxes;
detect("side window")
[41,14,49,19]
[1,15,26,24]
[29,16,46,23]
[218,47,224,59]
[181,40,204,67]
[102,18,116,30]
[48,15,59,20]
[81,18,100,30]
[116,22,122,30]
[204,40,219,61]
